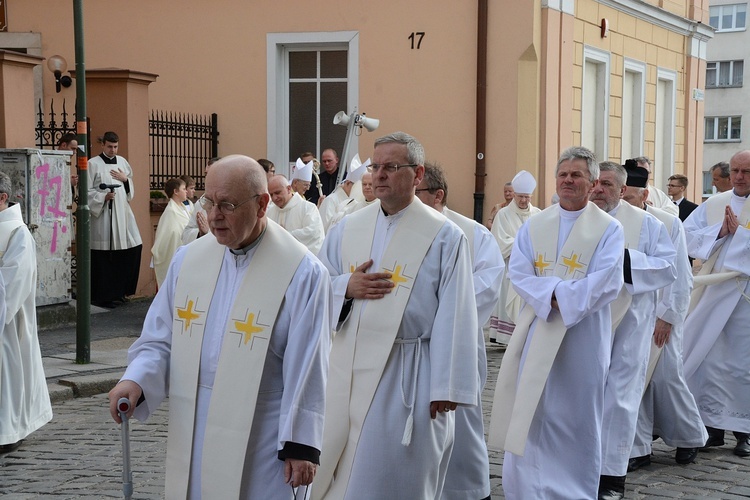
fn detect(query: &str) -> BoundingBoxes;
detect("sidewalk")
[39,298,152,403]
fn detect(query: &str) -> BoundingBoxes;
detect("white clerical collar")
[229,226,267,255]
[673,197,684,205]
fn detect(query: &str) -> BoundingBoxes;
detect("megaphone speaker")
[333,111,350,126]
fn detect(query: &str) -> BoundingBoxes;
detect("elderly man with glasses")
[109,155,333,499]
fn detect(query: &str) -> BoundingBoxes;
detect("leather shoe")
[598,475,625,500]
[703,426,725,448]
[627,454,651,472]
[734,433,750,457]
[0,440,22,454]
[675,447,698,464]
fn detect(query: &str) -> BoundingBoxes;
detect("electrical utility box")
[0,148,73,306]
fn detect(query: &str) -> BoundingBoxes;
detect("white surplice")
[647,184,679,217]
[682,191,750,433]
[441,208,504,500]
[122,236,333,500]
[0,204,53,445]
[87,155,142,250]
[316,201,479,499]
[600,201,677,476]
[488,200,540,343]
[266,193,325,255]
[501,204,624,500]
[319,186,350,232]
[151,198,190,287]
[632,206,707,457]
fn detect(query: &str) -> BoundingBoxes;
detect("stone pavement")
[2,300,749,498]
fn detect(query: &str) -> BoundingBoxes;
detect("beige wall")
[7,0,708,246]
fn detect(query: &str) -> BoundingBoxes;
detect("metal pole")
[336,111,357,186]
[73,0,90,363]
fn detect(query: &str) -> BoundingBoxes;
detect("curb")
[47,372,123,404]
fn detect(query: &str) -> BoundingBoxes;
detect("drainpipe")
[473,0,488,223]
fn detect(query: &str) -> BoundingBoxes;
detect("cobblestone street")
[2,334,750,498]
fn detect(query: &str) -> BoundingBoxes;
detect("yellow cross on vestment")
[235,312,265,345]
[561,253,584,276]
[388,264,410,286]
[534,253,551,274]
[744,220,750,230]
[176,299,201,332]
[350,264,357,273]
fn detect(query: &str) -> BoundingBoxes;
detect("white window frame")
[267,31,359,176]
[654,68,677,189]
[704,116,742,142]
[582,46,610,161]
[706,60,744,88]
[709,3,747,32]
[621,58,646,161]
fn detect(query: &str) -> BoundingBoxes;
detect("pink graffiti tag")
[35,163,67,218]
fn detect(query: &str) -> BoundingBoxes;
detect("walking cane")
[117,397,133,500]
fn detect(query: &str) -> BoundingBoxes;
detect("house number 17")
[408,32,425,49]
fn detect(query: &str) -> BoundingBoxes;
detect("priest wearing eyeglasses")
[109,155,333,499]
[314,132,479,499]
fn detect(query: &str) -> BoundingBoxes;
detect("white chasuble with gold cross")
[489,202,615,455]
[314,198,467,500]
[167,222,307,499]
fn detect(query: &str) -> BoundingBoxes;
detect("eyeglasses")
[370,163,418,173]
[415,188,436,194]
[666,184,683,188]
[199,194,260,214]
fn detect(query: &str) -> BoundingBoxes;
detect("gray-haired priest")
[313,132,479,499]
[489,146,624,499]
[108,155,333,499]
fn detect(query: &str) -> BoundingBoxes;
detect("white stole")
[609,202,647,335]
[166,222,307,499]
[315,199,445,499]
[488,203,612,455]
[0,205,25,257]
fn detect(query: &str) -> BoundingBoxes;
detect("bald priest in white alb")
[108,156,333,500]
[489,169,541,345]
[267,174,325,255]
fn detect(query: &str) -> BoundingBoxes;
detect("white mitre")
[292,158,313,182]
[347,157,370,184]
[511,169,536,194]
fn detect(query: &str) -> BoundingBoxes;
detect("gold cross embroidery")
[388,264,410,286]
[534,253,552,274]
[235,312,265,345]
[349,264,357,273]
[561,253,584,276]
[176,299,201,332]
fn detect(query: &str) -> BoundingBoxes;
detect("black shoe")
[733,433,750,457]
[0,440,22,454]
[627,454,651,472]
[703,426,725,448]
[675,447,698,464]
[598,475,626,500]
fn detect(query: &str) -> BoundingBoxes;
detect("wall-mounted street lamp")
[333,109,379,185]
[47,54,73,93]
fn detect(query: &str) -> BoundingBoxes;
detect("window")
[704,116,742,141]
[267,31,359,177]
[655,69,676,189]
[582,47,610,161]
[709,4,747,31]
[621,59,646,161]
[706,60,744,87]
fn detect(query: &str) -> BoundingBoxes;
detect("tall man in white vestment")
[0,172,53,454]
[267,174,326,255]
[488,146,625,499]
[108,156,333,499]
[621,177,708,472]
[488,170,541,345]
[417,162,504,500]
[682,149,750,458]
[314,132,479,500]
[590,162,677,500]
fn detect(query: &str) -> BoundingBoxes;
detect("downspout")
[473,0,488,223]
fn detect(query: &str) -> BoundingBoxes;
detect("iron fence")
[149,110,219,191]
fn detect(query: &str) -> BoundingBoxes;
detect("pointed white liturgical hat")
[511,170,536,195]
[348,157,370,184]
[292,158,313,182]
